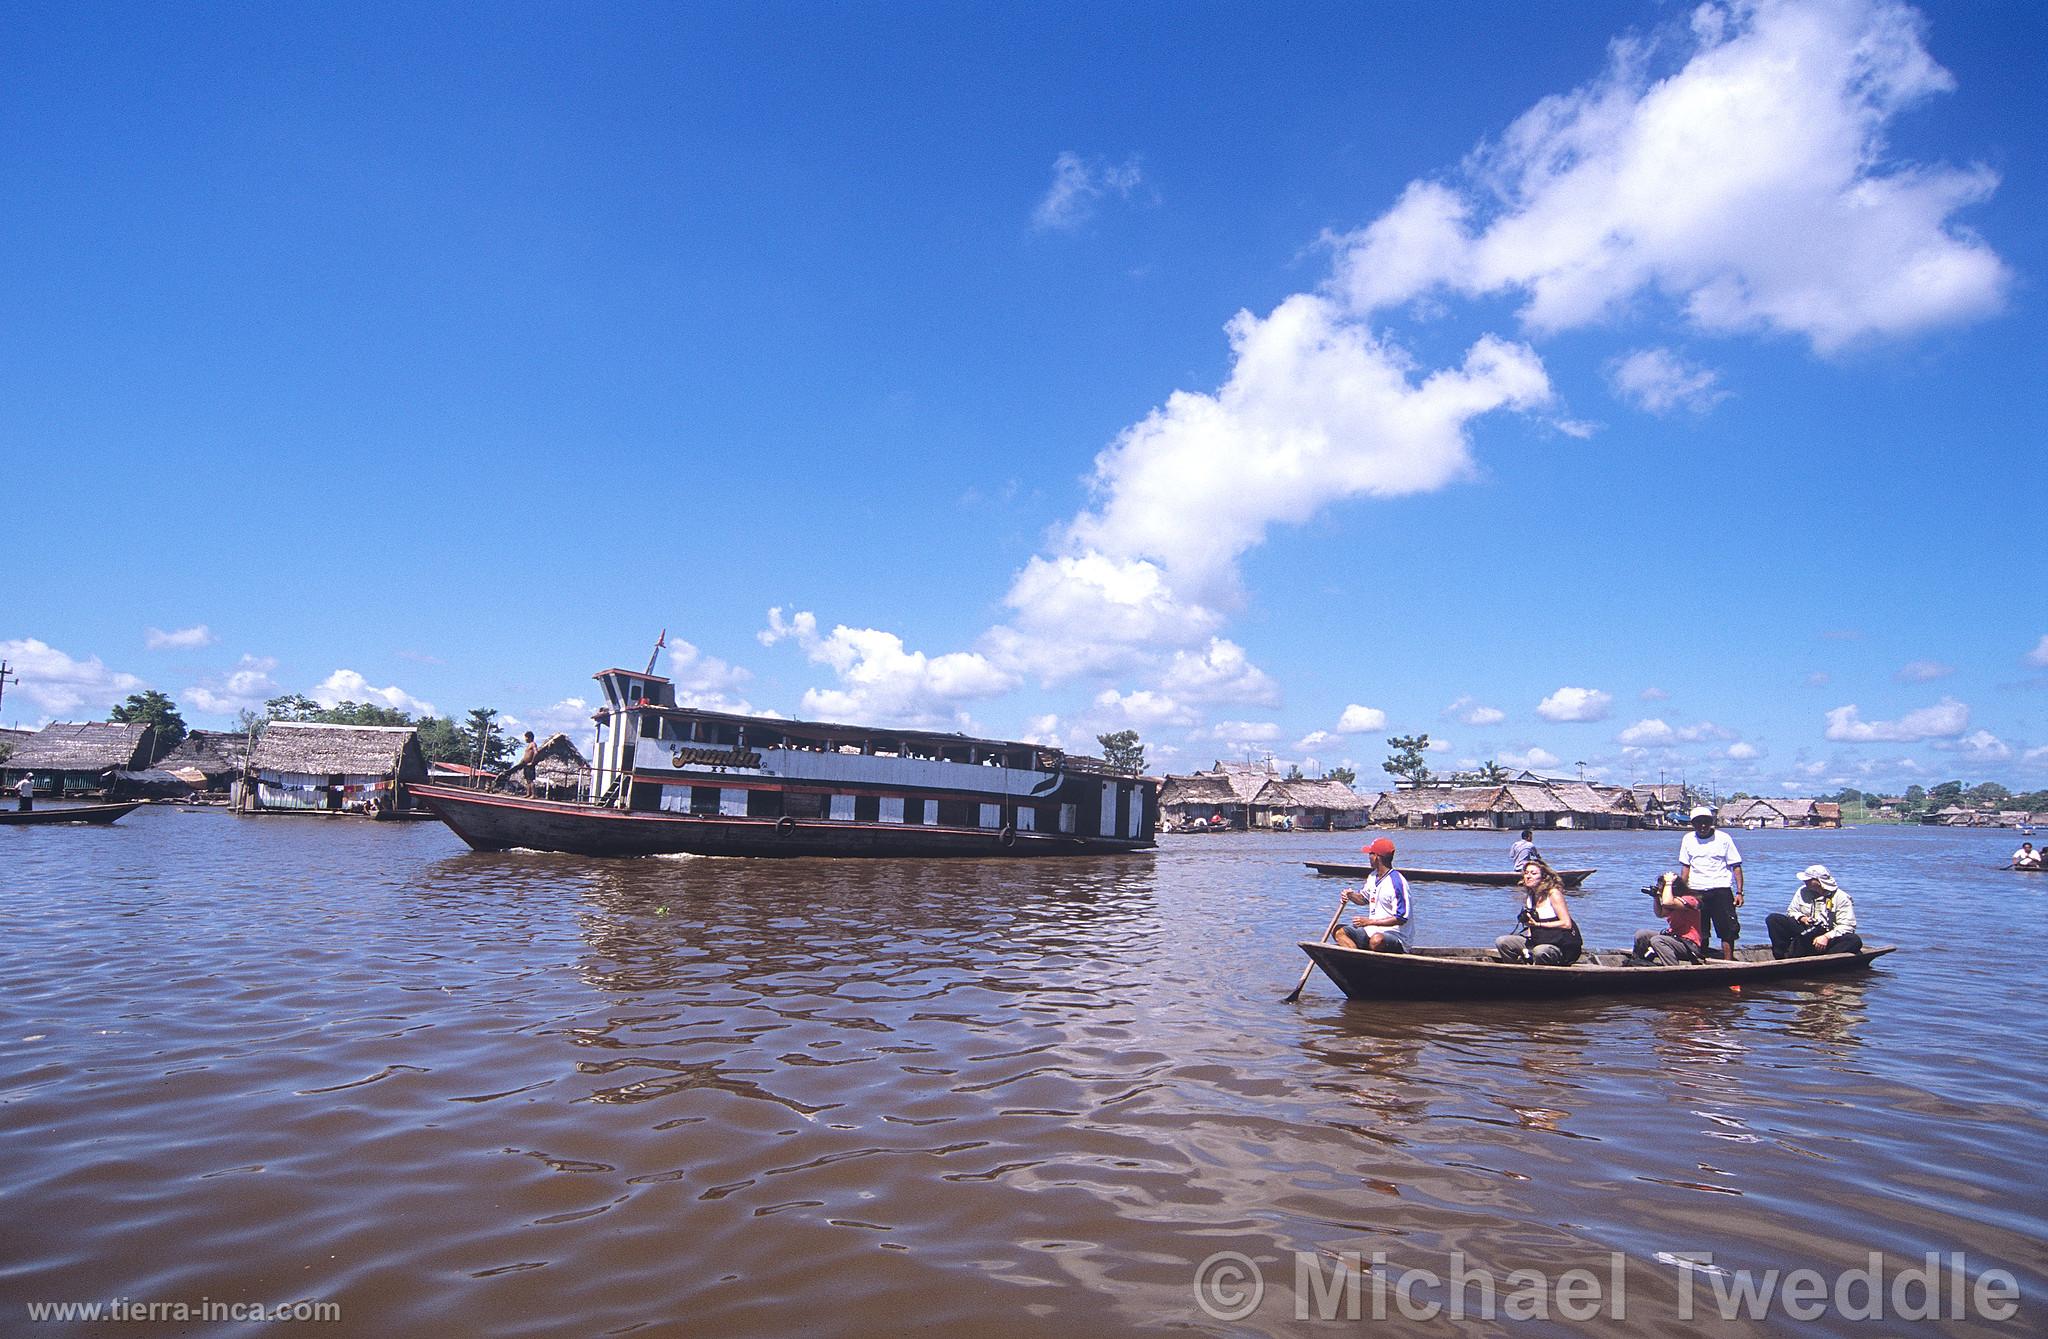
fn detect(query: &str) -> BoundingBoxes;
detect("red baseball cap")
[1361,838,1396,857]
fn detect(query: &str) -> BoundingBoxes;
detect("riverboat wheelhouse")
[413,661,1159,859]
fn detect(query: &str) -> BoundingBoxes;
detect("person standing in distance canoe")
[1679,805,1744,960]
[1508,827,1538,869]
[1333,837,1411,953]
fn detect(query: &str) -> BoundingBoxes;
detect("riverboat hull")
[1306,862,1595,888]
[412,784,1154,858]
[0,800,144,827]
[1299,941,1895,1001]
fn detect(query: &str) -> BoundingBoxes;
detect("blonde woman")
[1495,859,1582,966]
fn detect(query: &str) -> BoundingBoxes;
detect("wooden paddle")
[1284,890,1353,1003]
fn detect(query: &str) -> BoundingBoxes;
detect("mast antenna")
[646,629,668,675]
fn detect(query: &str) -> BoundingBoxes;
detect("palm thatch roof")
[1255,777,1369,811]
[249,722,427,778]
[4,721,154,773]
[154,729,252,782]
[531,732,589,789]
[1159,774,1244,808]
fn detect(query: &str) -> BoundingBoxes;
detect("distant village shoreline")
[1158,759,2041,833]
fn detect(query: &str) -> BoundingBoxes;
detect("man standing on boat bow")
[1679,805,1744,960]
[14,774,31,812]
[1333,837,1410,953]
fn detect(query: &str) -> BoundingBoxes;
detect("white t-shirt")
[1358,870,1412,946]
[1679,830,1743,889]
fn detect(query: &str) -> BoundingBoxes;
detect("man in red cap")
[1333,837,1411,952]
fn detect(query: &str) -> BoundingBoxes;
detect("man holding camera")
[1766,865,1862,958]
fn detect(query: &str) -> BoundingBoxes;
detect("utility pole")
[0,659,17,722]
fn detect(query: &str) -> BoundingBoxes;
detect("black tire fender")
[998,824,1017,847]
[777,815,797,835]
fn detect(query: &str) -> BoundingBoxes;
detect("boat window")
[829,795,855,821]
[690,786,720,816]
[936,798,976,828]
[854,795,880,823]
[878,796,904,824]
[900,798,928,825]
[746,789,783,819]
[784,791,824,820]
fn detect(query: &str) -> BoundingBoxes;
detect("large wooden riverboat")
[414,660,1158,858]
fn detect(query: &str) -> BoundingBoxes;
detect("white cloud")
[2024,745,2048,764]
[1206,720,1283,744]
[1617,717,1733,747]
[984,553,1225,683]
[1501,746,1561,771]
[1537,686,1613,722]
[1896,659,1954,682]
[1018,714,1064,748]
[1032,152,1145,231]
[1639,686,1670,701]
[1296,729,1339,752]
[1068,297,1551,606]
[1337,704,1388,733]
[2025,635,2048,669]
[146,624,216,651]
[661,638,754,711]
[1823,696,1968,742]
[0,638,146,720]
[1326,0,2008,352]
[1093,687,1195,728]
[1607,348,1727,414]
[1932,728,2008,760]
[1444,695,1506,726]
[761,608,1018,728]
[183,654,282,716]
[1618,718,1677,747]
[1426,737,1453,753]
[1727,741,1762,760]
[312,669,437,718]
[1807,671,1832,686]
[503,697,599,748]
[1157,638,1279,705]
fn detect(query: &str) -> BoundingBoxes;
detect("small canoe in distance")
[1305,862,1595,888]
[1298,941,1896,1001]
[0,800,145,827]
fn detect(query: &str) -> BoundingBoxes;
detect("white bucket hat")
[1796,864,1841,893]
[1689,805,1715,821]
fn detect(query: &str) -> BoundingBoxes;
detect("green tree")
[461,708,512,769]
[1903,783,1926,806]
[1479,758,1507,783]
[1327,765,1357,787]
[265,693,321,721]
[1382,734,1431,788]
[1096,729,1145,775]
[1284,763,1304,781]
[1967,781,2010,806]
[1928,780,1963,804]
[414,716,466,764]
[111,689,187,758]
[316,700,413,727]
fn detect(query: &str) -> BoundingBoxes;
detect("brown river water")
[2,813,2042,1337]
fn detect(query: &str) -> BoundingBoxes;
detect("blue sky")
[4,0,2044,796]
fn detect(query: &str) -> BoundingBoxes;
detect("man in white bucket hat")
[1678,804,1744,959]
[1767,865,1862,958]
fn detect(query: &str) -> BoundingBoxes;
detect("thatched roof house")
[1719,796,1838,829]
[529,732,590,798]
[1371,780,1642,830]
[1159,762,1275,830]
[246,722,427,814]
[3,721,154,793]
[1251,776,1369,830]
[154,729,252,791]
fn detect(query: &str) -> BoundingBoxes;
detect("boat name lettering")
[670,746,762,770]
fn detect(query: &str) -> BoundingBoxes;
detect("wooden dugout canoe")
[1297,941,1896,1001]
[0,800,144,827]
[1305,862,1595,888]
